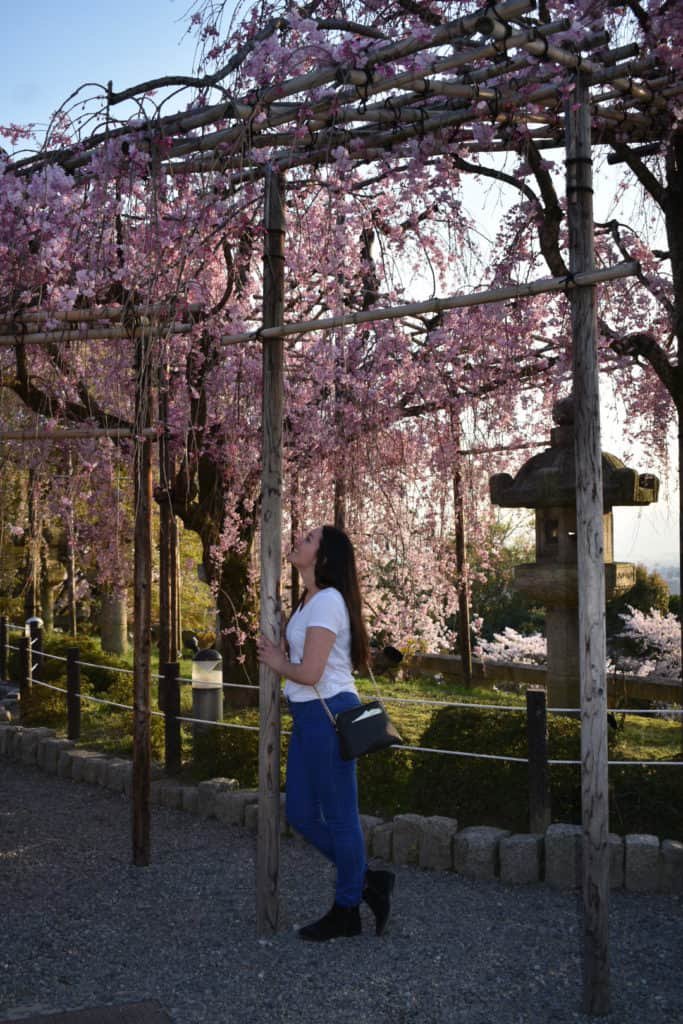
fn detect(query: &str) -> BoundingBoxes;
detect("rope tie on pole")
[355,68,374,115]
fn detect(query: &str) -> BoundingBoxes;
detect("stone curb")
[0,723,677,893]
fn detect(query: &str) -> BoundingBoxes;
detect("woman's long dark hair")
[308,524,369,672]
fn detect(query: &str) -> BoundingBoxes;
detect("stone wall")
[2,723,681,894]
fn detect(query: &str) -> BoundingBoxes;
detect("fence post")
[29,619,43,682]
[526,686,551,834]
[19,634,32,705]
[163,662,181,776]
[66,647,81,742]
[0,616,7,681]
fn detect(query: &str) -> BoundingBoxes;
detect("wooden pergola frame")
[3,2,678,1014]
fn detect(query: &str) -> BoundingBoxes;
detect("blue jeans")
[286,692,367,907]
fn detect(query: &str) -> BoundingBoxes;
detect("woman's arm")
[257,626,336,686]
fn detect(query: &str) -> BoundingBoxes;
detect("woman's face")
[289,526,323,572]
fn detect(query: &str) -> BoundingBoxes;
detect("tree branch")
[609,141,667,208]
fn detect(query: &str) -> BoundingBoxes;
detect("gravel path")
[1,759,681,1024]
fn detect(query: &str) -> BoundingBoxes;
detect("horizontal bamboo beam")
[0,302,202,330]
[165,17,572,163]
[12,0,534,178]
[0,264,638,352]
[0,427,158,442]
[217,262,639,346]
[0,322,195,347]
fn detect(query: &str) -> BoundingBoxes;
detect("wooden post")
[290,478,300,612]
[66,451,78,637]
[526,686,551,833]
[158,359,179,674]
[566,70,610,1017]
[29,619,43,682]
[66,647,81,742]
[0,616,7,681]
[163,662,181,776]
[132,325,153,867]
[19,635,32,705]
[257,166,285,936]
[453,463,472,686]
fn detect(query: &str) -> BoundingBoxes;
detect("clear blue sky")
[2,2,679,578]
[1,1,199,135]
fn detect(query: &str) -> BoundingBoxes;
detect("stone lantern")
[489,396,659,709]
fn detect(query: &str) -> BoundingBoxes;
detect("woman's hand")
[256,635,287,675]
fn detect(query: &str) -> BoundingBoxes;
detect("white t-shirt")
[283,587,359,703]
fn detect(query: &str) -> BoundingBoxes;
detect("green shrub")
[190,720,269,787]
[407,705,683,840]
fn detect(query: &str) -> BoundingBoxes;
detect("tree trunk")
[100,587,128,655]
[215,546,259,708]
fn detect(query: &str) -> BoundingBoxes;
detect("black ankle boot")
[363,868,395,936]
[298,902,362,942]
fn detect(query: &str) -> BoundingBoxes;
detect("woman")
[257,524,394,941]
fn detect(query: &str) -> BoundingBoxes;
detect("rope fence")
[2,620,681,782]
[21,670,683,768]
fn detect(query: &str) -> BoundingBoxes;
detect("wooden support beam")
[566,71,610,1018]
[256,167,285,936]
[0,323,193,347]
[216,263,639,346]
[0,428,158,442]
[132,328,153,867]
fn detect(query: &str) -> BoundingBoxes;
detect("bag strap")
[313,659,385,727]
[313,684,337,727]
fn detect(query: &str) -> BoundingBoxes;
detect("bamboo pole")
[0,301,202,329]
[132,326,154,867]
[158,360,175,670]
[566,71,610,1018]
[0,264,639,359]
[0,428,158,441]
[10,0,533,179]
[0,322,194,347]
[165,12,568,159]
[216,263,639,346]
[453,460,472,687]
[256,167,285,936]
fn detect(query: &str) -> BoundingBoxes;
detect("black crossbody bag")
[314,666,403,761]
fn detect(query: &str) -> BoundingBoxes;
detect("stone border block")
[660,839,683,895]
[93,756,113,786]
[20,727,55,765]
[360,814,383,854]
[37,737,74,773]
[453,826,510,880]
[500,833,543,885]
[419,816,459,871]
[198,777,239,819]
[81,753,107,785]
[105,759,132,793]
[372,822,393,861]
[0,724,15,756]
[393,814,424,866]
[545,824,582,889]
[625,834,660,893]
[7,727,24,760]
[68,749,100,782]
[214,789,259,826]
